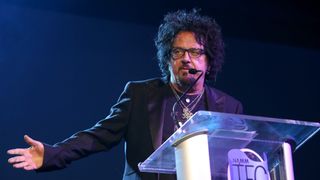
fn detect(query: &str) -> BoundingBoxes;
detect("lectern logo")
[228,149,270,180]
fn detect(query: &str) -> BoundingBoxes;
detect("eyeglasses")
[170,47,205,60]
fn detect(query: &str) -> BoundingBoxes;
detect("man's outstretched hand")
[7,135,44,170]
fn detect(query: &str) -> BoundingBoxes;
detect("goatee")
[178,76,196,89]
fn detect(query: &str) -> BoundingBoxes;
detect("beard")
[176,72,196,89]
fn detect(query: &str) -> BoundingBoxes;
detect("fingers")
[24,164,37,171]
[7,148,27,155]
[7,135,40,155]
[10,161,36,171]
[8,156,26,164]
[8,150,37,170]
[24,135,40,147]
[13,161,29,168]
[7,135,44,170]
[9,155,36,170]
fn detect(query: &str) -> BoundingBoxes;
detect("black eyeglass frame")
[170,47,205,60]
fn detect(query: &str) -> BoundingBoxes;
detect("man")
[7,9,242,180]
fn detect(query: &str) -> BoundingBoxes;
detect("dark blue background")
[1,3,319,180]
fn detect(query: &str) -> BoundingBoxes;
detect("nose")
[181,51,191,64]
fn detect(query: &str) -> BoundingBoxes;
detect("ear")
[206,65,211,75]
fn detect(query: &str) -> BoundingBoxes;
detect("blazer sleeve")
[37,82,134,172]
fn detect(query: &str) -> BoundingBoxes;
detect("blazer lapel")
[205,85,225,112]
[147,80,170,150]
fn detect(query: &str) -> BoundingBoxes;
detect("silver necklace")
[170,83,204,120]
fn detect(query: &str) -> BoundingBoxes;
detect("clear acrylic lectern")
[138,111,320,180]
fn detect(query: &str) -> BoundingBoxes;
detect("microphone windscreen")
[188,69,201,74]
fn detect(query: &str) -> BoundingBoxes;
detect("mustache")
[179,65,193,70]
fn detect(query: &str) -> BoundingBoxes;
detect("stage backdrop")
[1,3,319,180]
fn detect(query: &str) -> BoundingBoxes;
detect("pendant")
[185,98,190,103]
[182,107,193,120]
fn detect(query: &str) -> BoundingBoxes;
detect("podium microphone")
[171,68,203,128]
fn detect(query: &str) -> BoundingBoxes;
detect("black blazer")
[38,78,243,180]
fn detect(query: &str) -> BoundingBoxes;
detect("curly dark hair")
[155,9,224,81]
